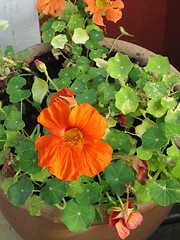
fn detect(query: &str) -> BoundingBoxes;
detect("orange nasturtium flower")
[84,0,124,26]
[35,101,112,180]
[109,201,143,239]
[50,88,77,108]
[35,0,66,17]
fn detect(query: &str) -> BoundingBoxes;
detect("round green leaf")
[67,14,84,31]
[142,127,168,150]
[7,177,34,205]
[147,99,167,118]
[20,149,41,174]
[61,199,95,232]
[103,161,134,196]
[144,55,170,74]
[134,180,152,203]
[150,180,179,206]
[51,34,67,49]
[40,179,66,205]
[15,138,35,156]
[27,195,42,216]
[76,89,97,104]
[107,53,133,79]
[42,28,55,43]
[115,86,139,114]
[76,182,101,205]
[72,28,89,44]
[4,110,25,130]
[143,81,167,99]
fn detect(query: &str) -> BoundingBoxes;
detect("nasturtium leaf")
[105,117,117,128]
[70,79,86,94]
[135,118,156,137]
[172,160,180,178]
[72,28,89,44]
[136,146,153,160]
[20,149,41,174]
[42,28,55,43]
[150,180,179,206]
[66,180,84,198]
[4,110,25,131]
[60,1,78,22]
[89,49,102,60]
[147,99,167,118]
[106,53,133,79]
[40,179,66,205]
[61,199,95,232]
[165,107,180,124]
[32,76,48,103]
[115,86,139,114]
[94,58,108,68]
[134,180,152,203]
[30,167,51,182]
[76,182,101,205]
[27,195,42,216]
[67,14,84,31]
[163,123,180,139]
[6,76,31,102]
[76,89,97,104]
[5,45,14,57]
[89,29,104,41]
[103,161,134,196]
[144,55,170,74]
[71,45,82,56]
[1,177,14,194]
[143,81,167,99]
[161,96,177,110]
[163,72,180,88]
[103,128,134,154]
[51,34,68,49]
[7,177,34,205]
[15,138,35,156]
[142,127,168,150]
[5,130,18,147]
[85,39,99,50]
[52,20,66,32]
[40,17,54,31]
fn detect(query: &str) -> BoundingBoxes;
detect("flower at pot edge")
[35,100,113,180]
[35,0,66,17]
[109,201,143,240]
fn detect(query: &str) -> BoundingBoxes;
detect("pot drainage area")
[0,204,180,240]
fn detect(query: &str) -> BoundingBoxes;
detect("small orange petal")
[126,212,143,230]
[115,219,130,240]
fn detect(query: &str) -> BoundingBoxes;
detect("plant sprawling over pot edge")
[0,0,180,239]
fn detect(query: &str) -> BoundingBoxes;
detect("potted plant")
[0,1,180,240]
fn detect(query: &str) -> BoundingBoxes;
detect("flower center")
[64,128,83,148]
[96,0,108,8]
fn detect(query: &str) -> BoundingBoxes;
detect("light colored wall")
[0,0,41,53]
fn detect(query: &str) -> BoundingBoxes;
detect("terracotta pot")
[0,184,173,240]
[0,38,177,240]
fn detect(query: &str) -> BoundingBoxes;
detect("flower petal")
[69,103,107,140]
[115,219,130,240]
[37,101,70,137]
[35,0,66,17]
[126,211,143,230]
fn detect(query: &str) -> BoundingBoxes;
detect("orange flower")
[50,88,77,108]
[109,201,143,239]
[35,101,112,180]
[84,0,124,26]
[35,0,66,17]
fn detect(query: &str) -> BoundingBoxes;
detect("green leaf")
[143,81,167,99]
[1,177,14,194]
[5,130,19,147]
[89,29,104,41]
[15,138,35,156]
[103,128,134,154]
[142,127,168,150]
[147,99,167,118]
[115,86,139,114]
[76,89,97,104]
[66,180,84,198]
[107,53,133,79]
[18,49,30,59]
[163,123,180,139]
[76,182,101,205]
[40,179,66,205]
[4,110,25,131]
[32,76,48,103]
[172,160,180,178]
[150,180,179,206]
[103,161,134,195]
[6,76,31,103]
[7,177,34,205]
[67,14,84,31]
[27,195,42,216]
[165,107,180,124]
[61,199,95,232]
[51,34,68,49]
[20,149,42,174]
[5,46,14,57]
[135,118,156,137]
[134,180,152,203]
[163,72,180,88]
[161,96,177,110]
[72,28,89,44]
[42,28,55,43]
[30,167,51,182]
[136,146,153,160]
[52,20,66,32]
[144,55,170,74]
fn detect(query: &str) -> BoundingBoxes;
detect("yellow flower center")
[64,128,83,148]
[96,0,108,8]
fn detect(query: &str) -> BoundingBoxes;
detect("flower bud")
[34,59,47,73]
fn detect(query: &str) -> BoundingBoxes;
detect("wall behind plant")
[0,0,40,53]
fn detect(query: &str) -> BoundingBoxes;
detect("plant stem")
[55,198,66,210]
[105,192,117,206]
[44,70,59,92]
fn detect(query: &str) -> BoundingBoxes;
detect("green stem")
[152,169,161,181]
[105,192,117,206]
[44,70,59,92]
[55,198,67,210]
[117,195,124,210]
